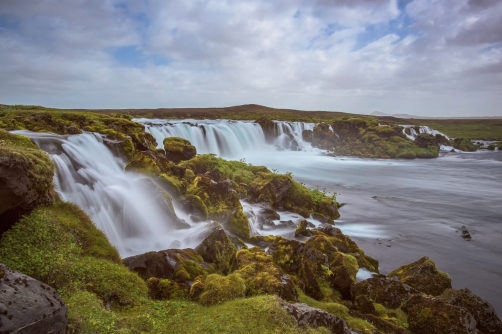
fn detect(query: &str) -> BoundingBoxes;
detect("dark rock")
[351,275,418,309]
[353,295,376,315]
[403,294,477,334]
[195,222,237,275]
[63,125,82,135]
[438,288,502,334]
[387,256,452,296]
[312,213,334,224]
[315,224,342,236]
[295,220,313,237]
[0,264,68,334]
[329,256,356,300]
[254,118,276,143]
[171,165,186,178]
[281,302,351,334]
[414,133,440,149]
[302,130,313,142]
[228,235,248,251]
[460,226,472,240]
[277,220,296,228]
[180,194,208,222]
[124,248,208,283]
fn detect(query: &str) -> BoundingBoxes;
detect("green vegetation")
[405,118,502,140]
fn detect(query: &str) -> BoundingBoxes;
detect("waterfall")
[16,130,203,257]
[135,118,316,158]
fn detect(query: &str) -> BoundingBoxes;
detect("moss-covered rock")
[163,137,197,163]
[351,275,418,309]
[267,237,327,300]
[254,117,276,143]
[0,130,55,233]
[123,248,210,283]
[402,294,477,334]
[438,288,502,334]
[295,220,314,237]
[328,253,359,300]
[180,194,208,222]
[198,273,246,306]
[195,222,237,275]
[388,256,451,296]
[452,138,477,152]
[234,247,298,302]
[146,277,188,300]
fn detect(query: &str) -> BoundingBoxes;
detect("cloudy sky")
[0,0,501,117]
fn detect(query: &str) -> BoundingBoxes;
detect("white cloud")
[0,0,500,116]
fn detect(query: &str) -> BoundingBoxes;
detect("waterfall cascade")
[136,119,316,158]
[17,130,205,257]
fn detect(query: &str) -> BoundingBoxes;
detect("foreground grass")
[405,118,502,140]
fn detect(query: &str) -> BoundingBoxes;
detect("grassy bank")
[403,118,502,140]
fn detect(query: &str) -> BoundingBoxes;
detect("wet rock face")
[414,133,440,149]
[254,118,276,143]
[281,302,351,334]
[351,275,418,309]
[403,294,477,334]
[438,288,502,334]
[0,264,68,334]
[387,256,451,296]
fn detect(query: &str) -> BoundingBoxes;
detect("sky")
[0,0,501,117]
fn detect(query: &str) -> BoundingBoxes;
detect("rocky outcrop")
[281,302,351,334]
[403,294,477,334]
[0,264,68,334]
[388,256,451,296]
[163,137,197,163]
[0,131,55,234]
[254,118,276,143]
[351,275,418,309]
[438,288,502,334]
[414,133,440,149]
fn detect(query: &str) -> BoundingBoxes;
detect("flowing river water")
[19,118,502,316]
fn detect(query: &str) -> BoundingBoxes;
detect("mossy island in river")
[1,105,501,333]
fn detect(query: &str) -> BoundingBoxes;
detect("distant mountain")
[370,111,433,119]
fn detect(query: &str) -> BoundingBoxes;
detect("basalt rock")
[254,117,276,143]
[329,253,359,300]
[438,288,502,334]
[281,302,351,334]
[351,275,418,309]
[388,256,452,296]
[403,294,477,334]
[0,264,68,334]
[163,137,197,163]
[294,220,313,237]
[414,133,440,149]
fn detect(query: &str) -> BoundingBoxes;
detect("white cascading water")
[136,119,315,158]
[16,130,208,257]
[401,125,454,151]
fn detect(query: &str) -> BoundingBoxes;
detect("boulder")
[0,131,54,234]
[163,137,197,163]
[351,275,418,309]
[348,310,409,334]
[329,253,359,300]
[123,248,209,283]
[254,118,276,143]
[460,226,472,240]
[234,247,298,302]
[281,302,351,334]
[195,222,237,275]
[403,294,477,334]
[387,256,451,296]
[267,237,327,300]
[414,133,440,149]
[438,288,502,334]
[0,264,68,334]
[302,129,313,142]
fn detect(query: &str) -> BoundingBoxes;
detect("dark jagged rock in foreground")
[281,302,351,334]
[0,264,68,334]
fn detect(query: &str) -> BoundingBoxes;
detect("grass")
[404,118,502,140]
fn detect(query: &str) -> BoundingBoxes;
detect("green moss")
[146,277,188,300]
[0,129,55,196]
[158,173,182,196]
[198,273,246,306]
[125,151,161,175]
[331,253,359,280]
[227,209,251,239]
[373,303,408,328]
[64,291,118,333]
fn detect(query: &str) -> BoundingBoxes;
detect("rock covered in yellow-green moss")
[195,222,237,275]
[234,247,298,302]
[0,130,54,233]
[198,273,246,306]
[328,252,359,300]
[438,288,502,334]
[351,275,419,309]
[146,277,188,300]
[123,248,210,283]
[388,256,451,296]
[163,137,197,163]
[402,294,476,334]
